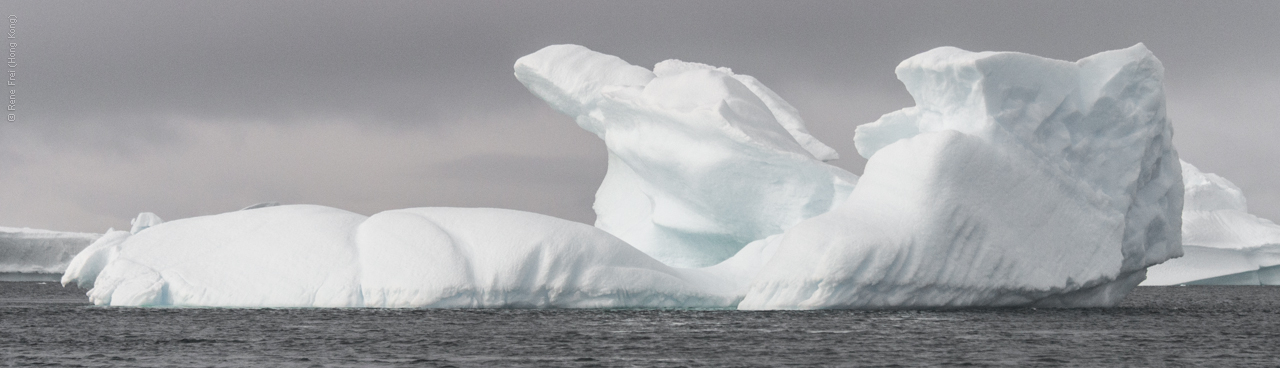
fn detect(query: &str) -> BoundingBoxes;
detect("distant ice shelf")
[1,226,100,281]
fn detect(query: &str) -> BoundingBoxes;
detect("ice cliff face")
[515,45,857,268]
[1142,161,1280,285]
[741,44,1182,309]
[66,43,1186,309]
[1,227,99,279]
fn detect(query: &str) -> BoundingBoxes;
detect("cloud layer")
[2,1,1278,232]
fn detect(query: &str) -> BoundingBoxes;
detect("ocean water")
[1,282,1277,367]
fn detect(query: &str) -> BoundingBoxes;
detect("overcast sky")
[2,1,1278,233]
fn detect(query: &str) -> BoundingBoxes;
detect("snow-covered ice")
[129,213,163,234]
[357,207,735,308]
[741,44,1181,308]
[60,230,129,288]
[515,45,857,267]
[1142,161,1280,285]
[71,205,737,307]
[65,44,1189,308]
[0,227,100,280]
[61,212,166,288]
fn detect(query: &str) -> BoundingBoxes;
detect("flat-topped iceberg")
[1,226,100,281]
[66,44,1184,308]
[1142,161,1280,285]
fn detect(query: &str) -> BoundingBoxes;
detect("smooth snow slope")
[1142,161,1280,285]
[740,44,1182,309]
[515,45,857,268]
[68,205,737,307]
[0,227,100,280]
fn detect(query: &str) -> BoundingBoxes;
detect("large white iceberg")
[1142,161,1280,285]
[741,44,1181,309]
[0,226,100,281]
[66,44,1185,309]
[514,45,857,268]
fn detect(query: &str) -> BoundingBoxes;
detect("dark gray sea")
[1,282,1277,367]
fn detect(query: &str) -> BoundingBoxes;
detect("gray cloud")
[2,0,1278,231]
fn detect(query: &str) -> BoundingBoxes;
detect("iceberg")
[740,44,1181,308]
[514,45,857,267]
[69,205,736,307]
[0,226,100,281]
[1142,161,1280,285]
[67,44,1185,309]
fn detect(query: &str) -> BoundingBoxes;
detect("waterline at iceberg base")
[62,43,1183,309]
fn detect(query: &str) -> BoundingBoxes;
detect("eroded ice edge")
[57,43,1186,308]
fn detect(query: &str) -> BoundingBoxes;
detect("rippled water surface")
[2,282,1278,367]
